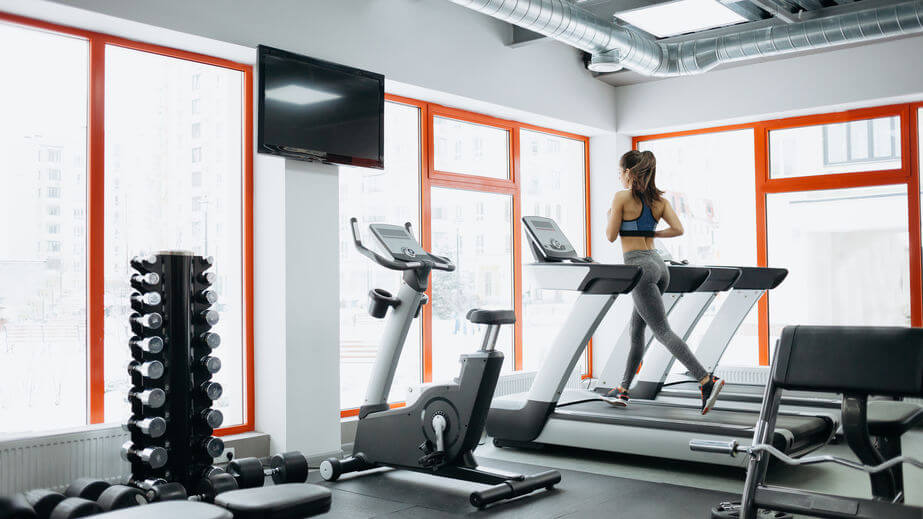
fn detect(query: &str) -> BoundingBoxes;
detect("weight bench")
[0,484,331,519]
[691,325,923,519]
[95,501,232,518]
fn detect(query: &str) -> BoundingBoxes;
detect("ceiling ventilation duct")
[448,0,923,76]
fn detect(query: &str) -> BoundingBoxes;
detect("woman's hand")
[656,199,684,238]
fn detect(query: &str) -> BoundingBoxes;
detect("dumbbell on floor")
[19,480,144,519]
[145,473,238,504]
[227,451,309,489]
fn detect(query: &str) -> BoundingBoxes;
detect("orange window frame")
[340,96,592,417]
[634,102,922,365]
[0,11,255,436]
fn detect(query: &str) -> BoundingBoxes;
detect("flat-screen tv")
[258,45,384,169]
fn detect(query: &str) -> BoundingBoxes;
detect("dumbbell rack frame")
[127,252,221,492]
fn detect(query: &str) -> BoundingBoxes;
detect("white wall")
[615,35,923,135]
[40,0,618,134]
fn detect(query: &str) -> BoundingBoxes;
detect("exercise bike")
[320,218,560,508]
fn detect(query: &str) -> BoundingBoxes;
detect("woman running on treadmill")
[603,150,724,415]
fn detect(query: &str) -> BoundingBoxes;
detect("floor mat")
[309,458,738,518]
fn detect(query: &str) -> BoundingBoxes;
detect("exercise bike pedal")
[417,450,446,468]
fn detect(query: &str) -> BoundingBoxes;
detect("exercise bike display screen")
[369,223,431,262]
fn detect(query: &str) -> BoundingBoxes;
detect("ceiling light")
[615,0,747,39]
[265,84,341,106]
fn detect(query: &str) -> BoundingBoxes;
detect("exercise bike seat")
[867,400,923,437]
[466,309,516,325]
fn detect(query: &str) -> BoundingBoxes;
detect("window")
[47,224,60,234]
[0,22,90,434]
[770,116,901,178]
[48,169,61,181]
[44,148,62,163]
[336,100,590,415]
[104,44,247,427]
[192,72,201,90]
[338,101,421,410]
[520,129,589,372]
[192,122,201,139]
[767,185,910,345]
[634,105,921,366]
[433,116,510,179]
[47,187,61,198]
[431,187,514,382]
[824,118,899,165]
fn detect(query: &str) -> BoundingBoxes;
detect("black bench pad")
[466,309,515,325]
[214,483,331,518]
[94,501,232,519]
[867,400,923,437]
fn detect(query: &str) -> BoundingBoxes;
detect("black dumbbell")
[145,473,238,504]
[190,473,238,503]
[20,490,64,519]
[48,497,101,519]
[143,481,187,503]
[2,494,38,518]
[64,479,110,502]
[227,451,309,489]
[95,485,146,512]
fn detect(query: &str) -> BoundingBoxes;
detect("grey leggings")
[620,249,708,389]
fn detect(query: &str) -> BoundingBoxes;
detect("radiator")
[0,424,129,495]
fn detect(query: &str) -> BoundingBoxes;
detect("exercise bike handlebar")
[350,218,455,272]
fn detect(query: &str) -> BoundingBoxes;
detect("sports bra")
[620,199,657,237]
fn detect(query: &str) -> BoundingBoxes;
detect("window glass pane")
[639,129,758,366]
[767,185,910,353]
[848,121,869,161]
[770,116,901,178]
[0,23,88,434]
[104,46,245,426]
[433,117,509,179]
[872,118,894,158]
[431,188,514,382]
[519,130,586,372]
[339,102,421,409]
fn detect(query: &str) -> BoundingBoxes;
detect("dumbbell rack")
[125,252,223,492]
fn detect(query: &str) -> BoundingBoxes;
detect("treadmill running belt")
[659,382,842,408]
[555,399,832,454]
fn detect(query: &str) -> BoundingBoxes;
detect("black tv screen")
[258,45,384,169]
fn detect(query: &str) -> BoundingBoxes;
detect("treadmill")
[638,267,844,414]
[592,261,843,420]
[486,216,836,467]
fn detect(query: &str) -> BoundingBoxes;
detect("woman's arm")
[654,199,684,238]
[605,194,624,243]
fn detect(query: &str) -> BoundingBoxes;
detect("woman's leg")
[630,273,709,382]
[620,308,647,389]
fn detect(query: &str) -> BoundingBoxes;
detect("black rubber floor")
[309,458,738,518]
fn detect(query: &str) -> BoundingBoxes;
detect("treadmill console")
[522,216,582,262]
[369,223,431,263]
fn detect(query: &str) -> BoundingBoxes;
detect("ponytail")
[619,150,663,205]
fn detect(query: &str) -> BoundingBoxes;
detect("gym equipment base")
[309,458,739,518]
